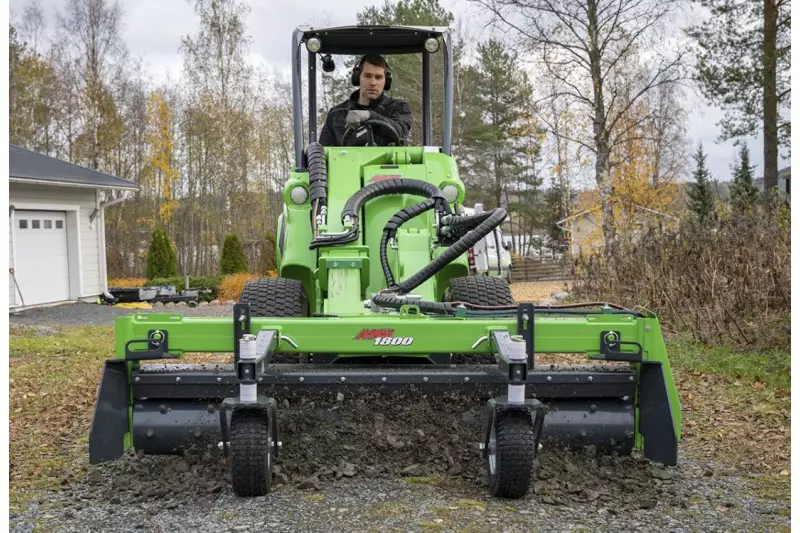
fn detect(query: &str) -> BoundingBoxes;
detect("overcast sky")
[10,0,790,185]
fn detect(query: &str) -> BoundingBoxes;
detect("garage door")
[14,210,70,306]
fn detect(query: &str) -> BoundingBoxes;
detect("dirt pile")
[87,388,664,510]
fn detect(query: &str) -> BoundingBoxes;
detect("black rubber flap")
[638,361,679,466]
[89,360,129,464]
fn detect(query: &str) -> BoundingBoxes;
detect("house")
[754,166,791,204]
[9,144,139,310]
[556,200,679,258]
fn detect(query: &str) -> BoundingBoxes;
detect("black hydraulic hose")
[392,207,507,294]
[442,211,493,234]
[310,178,451,250]
[306,142,327,209]
[372,293,643,318]
[341,178,451,220]
[380,198,437,287]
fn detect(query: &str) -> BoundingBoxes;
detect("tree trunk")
[587,0,617,255]
[762,0,779,204]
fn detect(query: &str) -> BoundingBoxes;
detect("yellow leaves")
[145,89,180,224]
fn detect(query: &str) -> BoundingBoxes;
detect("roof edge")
[10,176,140,191]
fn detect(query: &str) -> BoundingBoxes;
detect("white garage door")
[14,210,70,306]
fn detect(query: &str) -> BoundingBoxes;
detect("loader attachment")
[89,302,681,498]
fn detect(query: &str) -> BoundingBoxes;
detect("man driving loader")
[318,54,412,146]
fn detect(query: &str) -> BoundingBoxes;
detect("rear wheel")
[238,277,308,362]
[486,410,538,499]
[238,277,308,317]
[444,276,515,307]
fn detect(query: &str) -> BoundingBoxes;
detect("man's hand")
[345,110,371,129]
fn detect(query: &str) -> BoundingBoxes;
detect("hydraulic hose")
[341,178,450,220]
[309,178,451,250]
[380,198,438,287]
[305,142,327,235]
[392,207,507,294]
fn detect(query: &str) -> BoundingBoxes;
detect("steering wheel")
[341,117,402,146]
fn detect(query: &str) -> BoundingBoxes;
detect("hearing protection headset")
[351,55,392,91]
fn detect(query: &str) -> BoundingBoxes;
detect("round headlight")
[441,184,459,203]
[290,186,309,204]
[425,37,440,53]
[306,37,322,53]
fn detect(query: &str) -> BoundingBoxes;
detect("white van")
[462,203,512,278]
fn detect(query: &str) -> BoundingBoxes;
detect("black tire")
[238,278,308,317]
[444,276,515,307]
[486,410,537,499]
[230,409,273,497]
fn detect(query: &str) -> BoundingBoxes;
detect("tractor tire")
[444,276,515,307]
[486,410,538,499]
[229,408,274,497]
[238,278,308,317]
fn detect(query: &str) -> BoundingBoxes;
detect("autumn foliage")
[572,197,790,352]
[217,272,264,301]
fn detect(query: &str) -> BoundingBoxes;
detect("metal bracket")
[124,330,177,361]
[516,303,535,369]
[595,330,643,362]
[237,330,279,383]
[233,303,251,363]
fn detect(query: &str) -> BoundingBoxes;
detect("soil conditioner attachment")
[88,24,681,500]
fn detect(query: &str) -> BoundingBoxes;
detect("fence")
[509,258,571,283]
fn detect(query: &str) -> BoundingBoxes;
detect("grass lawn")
[9,323,790,509]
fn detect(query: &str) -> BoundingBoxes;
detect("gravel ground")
[9,297,791,532]
[10,301,233,327]
[9,449,789,533]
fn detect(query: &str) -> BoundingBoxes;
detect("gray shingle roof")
[9,144,139,190]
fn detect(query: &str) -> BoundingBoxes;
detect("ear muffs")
[351,56,392,91]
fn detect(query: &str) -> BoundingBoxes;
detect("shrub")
[220,233,249,275]
[108,278,147,288]
[146,227,179,279]
[571,197,790,352]
[217,273,262,301]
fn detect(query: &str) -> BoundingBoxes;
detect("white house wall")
[9,182,103,306]
[9,216,16,307]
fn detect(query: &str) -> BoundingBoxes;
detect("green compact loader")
[89,24,681,499]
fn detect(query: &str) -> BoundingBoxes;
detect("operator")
[318,54,412,147]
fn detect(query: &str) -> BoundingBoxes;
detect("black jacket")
[318,90,412,147]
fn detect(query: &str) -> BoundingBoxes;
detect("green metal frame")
[112,310,681,458]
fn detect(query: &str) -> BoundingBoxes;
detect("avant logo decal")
[354,328,414,346]
[369,174,401,183]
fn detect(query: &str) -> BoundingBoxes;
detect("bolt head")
[464,377,470,382]
[299,377,305,382]
[645,325,652,332]
[134,377,140,382]
[588,376,593,382]
[423,377,429,383]
[217,377,222,383]
[258,377,263,383]
[381,377,387,382]
[629,376,635,381]
[175,377,181,383]
[546,376,552,382]
[340,376,346,382]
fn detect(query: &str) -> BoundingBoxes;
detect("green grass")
[666,335,790,390]
[665,335,790,506]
